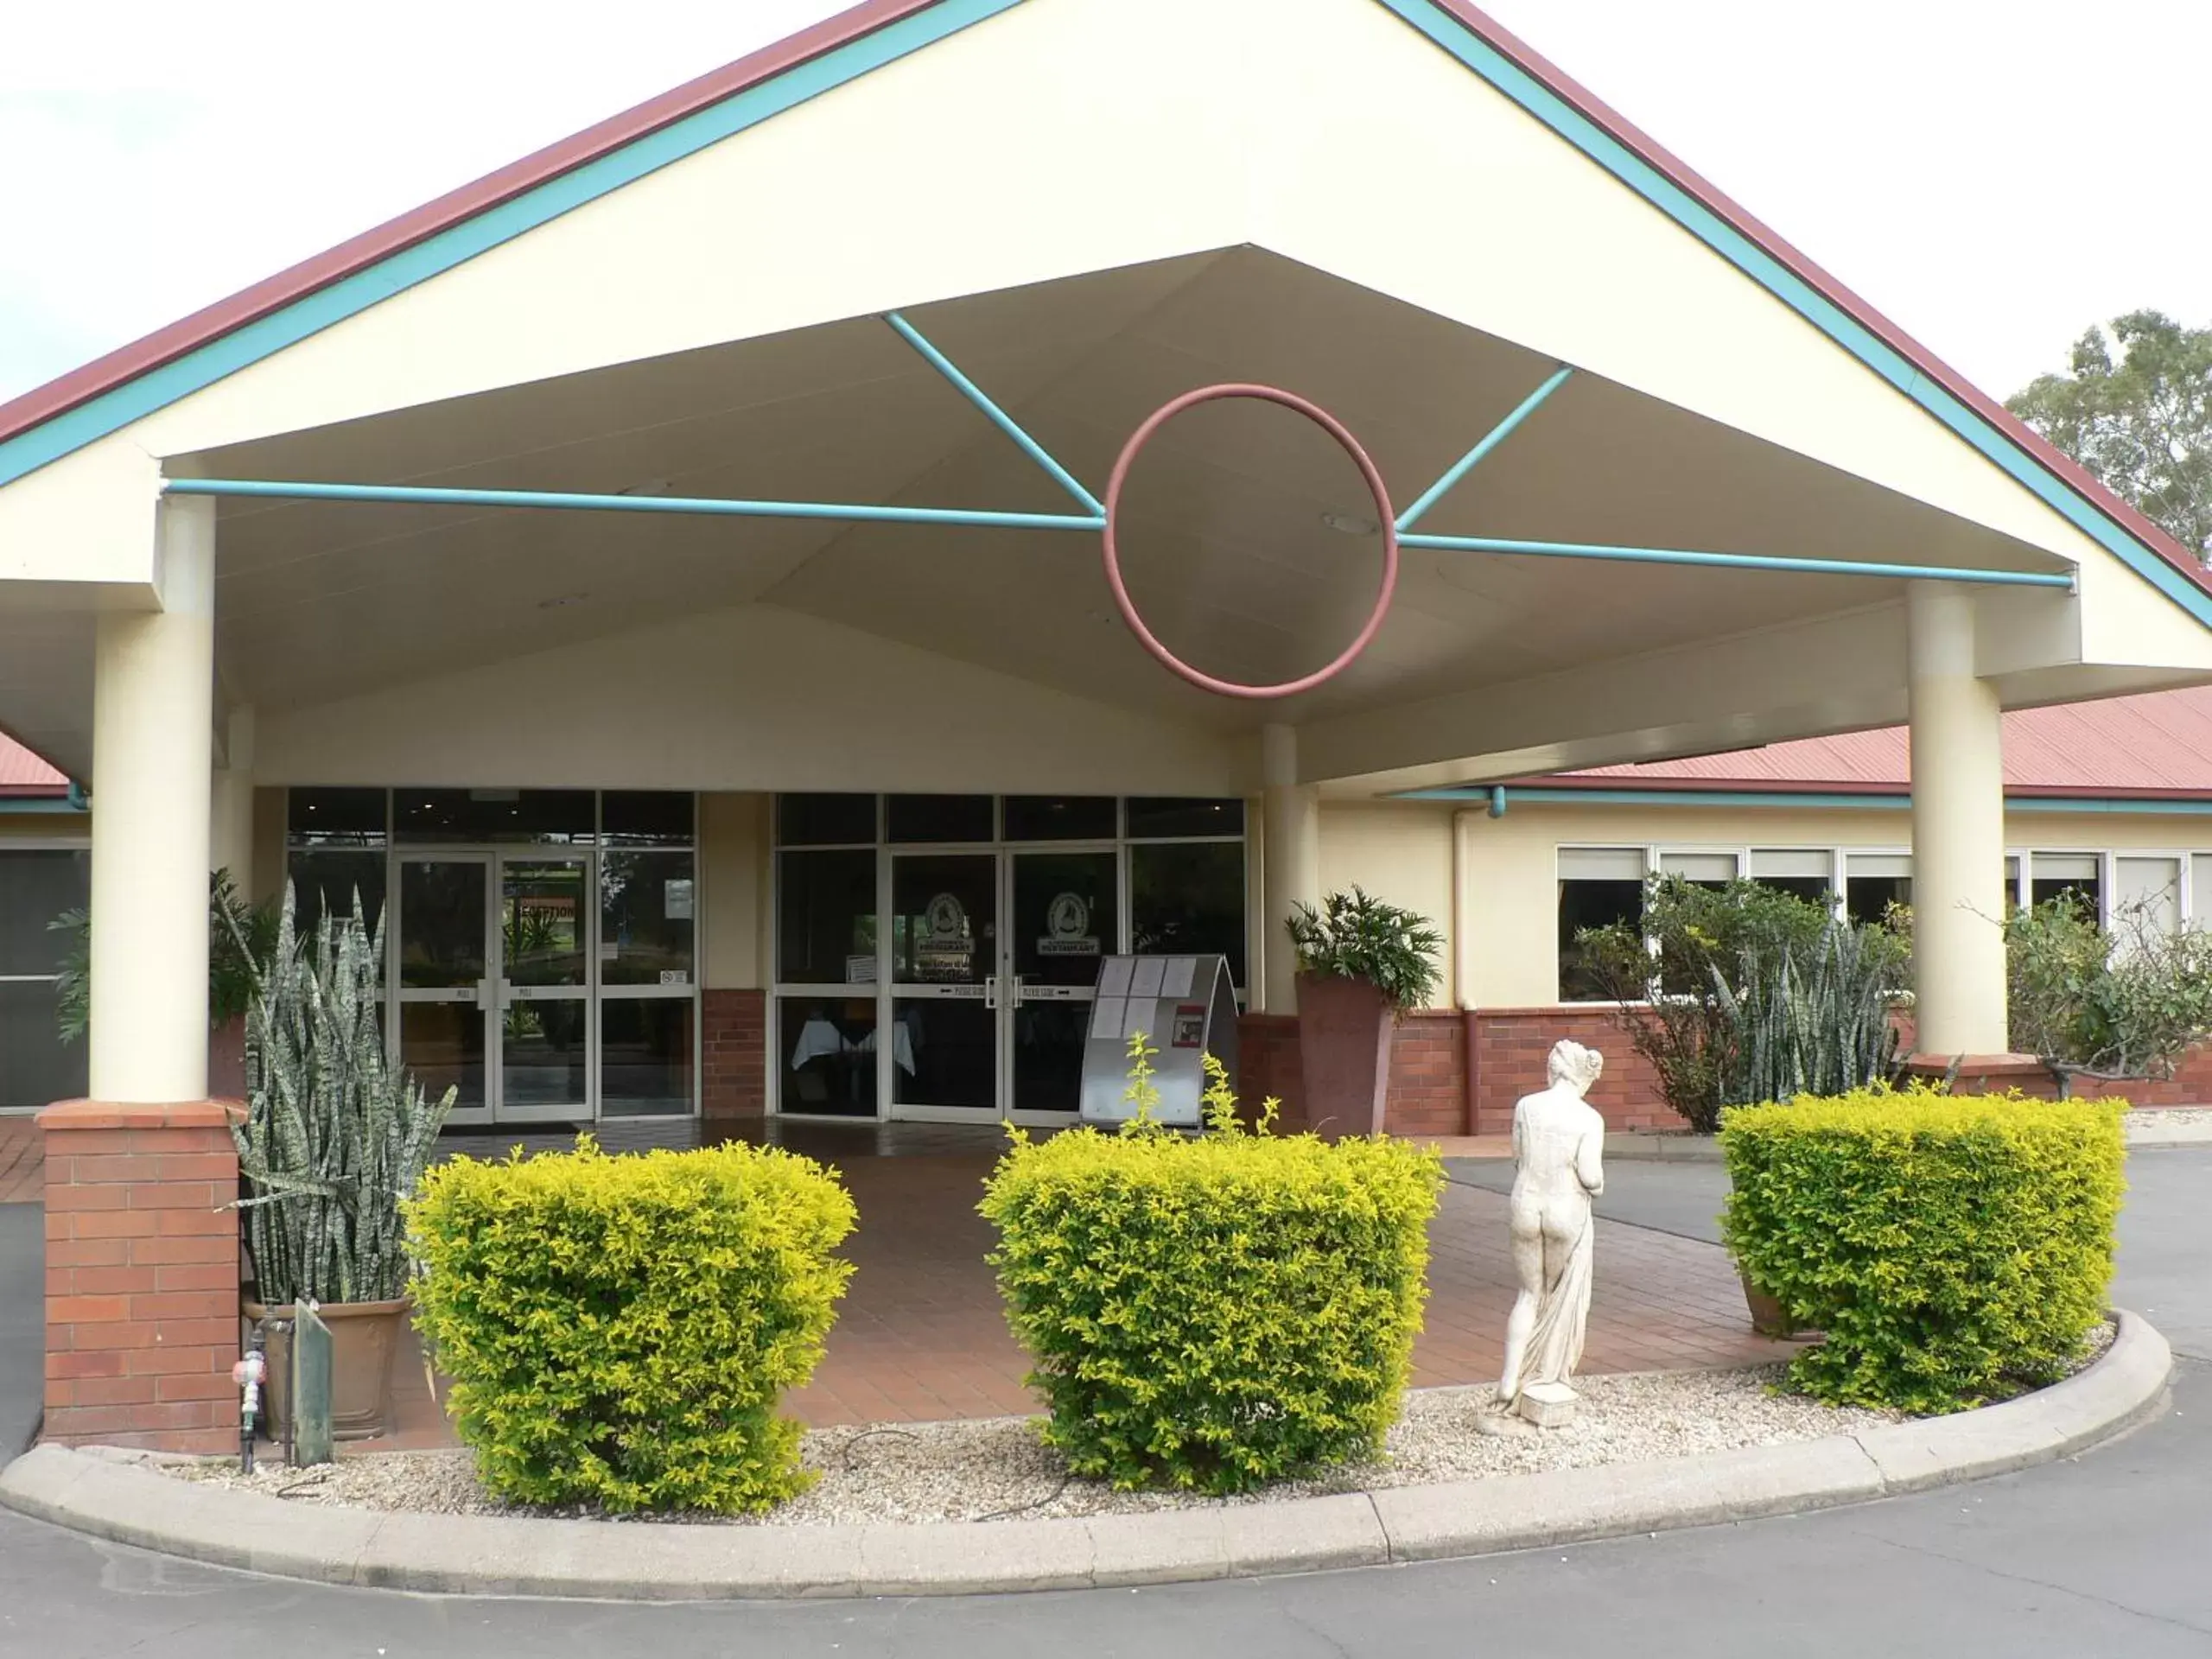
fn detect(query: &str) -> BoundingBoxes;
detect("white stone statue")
[1497,1039,1605,1424]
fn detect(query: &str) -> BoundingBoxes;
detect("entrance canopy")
[3,0,2209,799]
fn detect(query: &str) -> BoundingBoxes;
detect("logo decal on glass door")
[917,891,974,980]
[1039,892,1101,957]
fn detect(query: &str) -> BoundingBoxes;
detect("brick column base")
[37,1100,242,1452]
[703,989,768,1128]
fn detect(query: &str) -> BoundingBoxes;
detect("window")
[1845,854,1912,926]
[777,850,878,985]
[1657,849,1739,887]
[1557,848,1644,1002]
[2195,855,2212,931]
[0,848,89,1110]
[1126,798,1245,838]
[776,793,876,847]
[887,794,993,844]
[2114,856,2181,937]
[1130,842,1246,988]
[1749,848,1833,906]
[287,787,387,846]
[2031,852,2101,914]
[394,788,594,844]
[1002,795,1116,842]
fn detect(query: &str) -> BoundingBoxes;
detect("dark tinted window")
[1558,879,1643,1001]
[1129,841,1246,986]
[776,793,876,846]
[288,787,387,846]
[394,788,593,843]
[1126,798,1244,838]
[1002,796,1116,842]
[887,794,994,843]
[777,850,878,983]
[601,791,694,846]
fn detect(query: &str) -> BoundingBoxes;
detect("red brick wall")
[1236,1009,1470,1136]
[38,1100,242,1453]
[702,988,767,1126]
[1382,1013,1466,1137]
[1470,1007,1681,1135]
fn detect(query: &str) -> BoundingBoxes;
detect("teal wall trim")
[1401,785,2212,816]
[0,0,1025,493]
[1374,0,2212,632]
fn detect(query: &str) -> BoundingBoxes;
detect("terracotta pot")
[1294,971,1394,1141]
[241,1296,410,1441]
[1736,1268,1807,1340]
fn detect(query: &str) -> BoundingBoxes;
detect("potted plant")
[1286,887,1443,1139]
[231,886,454,1440]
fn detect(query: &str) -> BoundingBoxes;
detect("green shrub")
[1721,1087,2124,1414]
[406,1136,856,1514]
[980,1053,1442,1493]
[1287,886,1445,1014]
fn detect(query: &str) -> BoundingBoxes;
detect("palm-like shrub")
[231,884,454,1306]
[1286,887,1444,1014]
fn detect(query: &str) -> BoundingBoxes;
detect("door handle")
[983,975,999,1011]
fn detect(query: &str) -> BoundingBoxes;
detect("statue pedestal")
[1516,1381,1579,1428]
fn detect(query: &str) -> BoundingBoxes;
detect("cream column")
[1906,581,2010,1057]
[209,706,255,885]
[1260,723,1320,1014]
[89,496,215,1103]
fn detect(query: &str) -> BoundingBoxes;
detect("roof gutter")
[1403,785,2212,816]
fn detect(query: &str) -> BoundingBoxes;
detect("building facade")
[4,0,2212,1147]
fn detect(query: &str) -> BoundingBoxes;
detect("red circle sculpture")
[1101,383,1399,700]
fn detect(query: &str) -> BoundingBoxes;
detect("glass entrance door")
[397,855,493,1126]
[1007,849,1116,1119]
[888,852,998,1117]
[498,856,593,1122]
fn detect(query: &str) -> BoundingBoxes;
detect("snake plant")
[227,883,455,1306]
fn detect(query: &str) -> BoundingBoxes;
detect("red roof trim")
[0,0,2203,606]
[0,0,942,448]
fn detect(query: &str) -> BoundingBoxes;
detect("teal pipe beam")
[159,477,1105,533]
[1398,531,2075,590]
[884,310,1106,518]
[1396,365,1574,532]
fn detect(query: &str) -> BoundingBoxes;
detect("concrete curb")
[0,1312,2170,1601]
[1604,1133,1725,1162]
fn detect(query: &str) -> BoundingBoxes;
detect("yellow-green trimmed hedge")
[1721,1087,2124,1414]
[980,1127,1443,1493]
[406,1137,855,1513]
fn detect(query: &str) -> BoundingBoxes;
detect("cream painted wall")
[253,601,1251,795]
[0,436,161,589]
[1316,799,1459,1008]
[700,791,769,990]
[0,814,88,842]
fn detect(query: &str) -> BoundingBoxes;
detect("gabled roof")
[1548,685,2212,800]
[0,0,2202,607]
[0,734,69,798]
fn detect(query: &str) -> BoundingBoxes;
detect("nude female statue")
[1497,1039,1606,1410]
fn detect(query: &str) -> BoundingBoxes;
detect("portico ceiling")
[3,0,2209,791]
[193,246,2072,731]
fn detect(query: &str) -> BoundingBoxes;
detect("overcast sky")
[3,0,2206,410]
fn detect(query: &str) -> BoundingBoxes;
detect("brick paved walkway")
[375,1120,1789,1439]
[0,1116,41,1205]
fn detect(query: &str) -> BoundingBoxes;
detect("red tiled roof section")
[0,0,2202,607]
[0,734,69,796]
[1554,686,2212,797]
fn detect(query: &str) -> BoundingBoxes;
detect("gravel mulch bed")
[159,1319,2120,1528]
[167,1365,1903,1527]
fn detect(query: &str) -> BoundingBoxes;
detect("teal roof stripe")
[1401,785,2212,815]
[1379,0,2212,631]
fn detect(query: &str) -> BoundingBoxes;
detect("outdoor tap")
[232,1329,268,1474]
